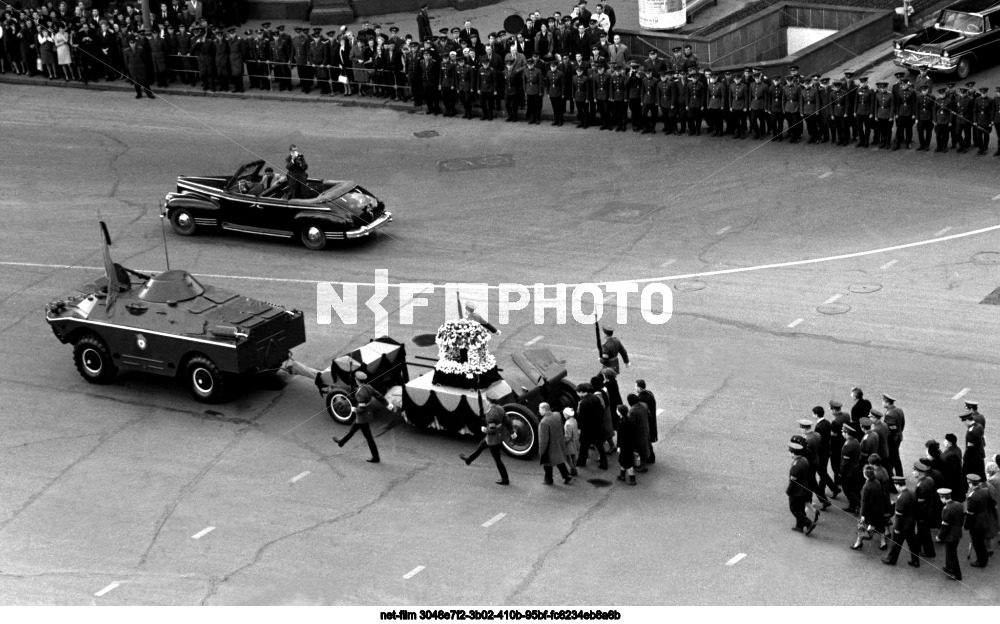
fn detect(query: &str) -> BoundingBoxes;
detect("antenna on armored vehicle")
[159,201,171,270]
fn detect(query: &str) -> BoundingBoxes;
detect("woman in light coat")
[563,407,579,476]
[55,23,73,80]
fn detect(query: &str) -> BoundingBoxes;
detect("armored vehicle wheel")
[170,208,197,236]
[956,57,972,80]
[73,334,117,384]
[326,387,356,425]
[298,223,329,251]
[501,404,539,459]
[185,354,226,402]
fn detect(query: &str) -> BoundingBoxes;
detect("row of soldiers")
[786,390,998,581]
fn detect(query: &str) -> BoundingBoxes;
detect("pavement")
[2,83,1000,606]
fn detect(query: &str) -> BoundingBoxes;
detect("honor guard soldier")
[869,408,891,468]
[599,325,629,373]
[503,57,523,121]
[842,70,858,140]
[640,66,658,133]
[656,69,674,134]
[591,61,611,129]
[800,76,820,142]
[964,400,986,429]
[309,29,330,95]
[915,84,935,150]
[934,87,953,152]
[246,28,269,90]
[854,76,874,146]
[799,418,833,507]
[788,442,817,534]
[973,87,995,154]
[859,417,878,465]
[271,25,292,91]
[893,79,915,149]
[439,51,458,116]
[706,72,725,136]
[813,407,840,500]
[817,77,831,142]
[456,55,477,118]
[684,67,706,135]
[873,81,894,148]
[193,27,216,92]
[477,56,496,120]
[290,26,309,92]
[829,81,849,145]
[954,83,975,152]
[913,460,939,558]
[523,56,544,124]
[782,74,803,142]
[993,86,1000,156]
[964,474,992,566]
[680,43,698,73]
[626,61,643,131]
[961,411,987,480]
[228,28,245,93]
[748,70,768,139]
[422,49,441,115]
[882,475,920,566]
[881,394,905,477]
[332,372,387,463]
[546,60,566,125]
[840,422,862,513]
[572,64,592,128]
[828,400,849,481]
[788,64,801,84]
[610,62,628,131]
[213,30,230,93]
[460,396,513,485]
[936,488,964,580]
[767,74,784,139]
[728,72,748,138]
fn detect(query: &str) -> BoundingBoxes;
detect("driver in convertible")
[238,167,277,196]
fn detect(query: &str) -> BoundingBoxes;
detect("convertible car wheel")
[170,208,197,236]
[299,224,328,251]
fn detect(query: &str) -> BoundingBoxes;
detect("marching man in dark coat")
[575,383,608,470]
[882,475,920,566]
[600,325,629,373]
[332,371,389,463]
[285,143,309,199]
[936,488,964,580]
[616,405,637,485]
[538,403,573,485]
[788,441,816,534]
[460,396,512,485]
[635,380,657,463]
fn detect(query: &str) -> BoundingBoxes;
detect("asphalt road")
[1,85,999,606]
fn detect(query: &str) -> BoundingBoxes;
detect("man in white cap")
[936,487,963,580]
[788,441,816,534]
[563,407,579,476]
[965,473,993,567]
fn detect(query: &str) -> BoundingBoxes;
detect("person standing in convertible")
[285,144,310,199]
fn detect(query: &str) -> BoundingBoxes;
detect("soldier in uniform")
[936,488,964,580]
[869,408,891,468]
[854,76,874,147]
[477,56,496,120]
[812,407,840,501]
[599,326,629,373]
[244,28,263,90]
[799,418,832,508]
[965,474,994,566]
[829,81,849,145]
[640,66,658,133]
[872,81,894,148]
[965,400,986,430]
[680,43,698,73]
[954,83,975,152]
[782,74,802,143]
[840,422,862,513]
[685,67,706,136]
[503,57,523,121]
[788,441,817,534]
[290,26,309,92]
[913,66,932,92]
[973,87,995,154]
[192,27,215,92]
[882,475,920,566]
[609,62,627,131]
[859,417,879,466]
[309,29,329,95]
[767,75,783,140]
[728,72,748,139]
[546,60,565,125]
[439,50,458,116]
[879,394,904,476]
[800,76,820,143]
[271,24,292,91]
[656,69,674,135]
[962,411,986,480]
[893,79,915,149]
[460,396,512,485]
[706,72,725,136]
[993,86,1000,156]
[227,28,244,92]
[213,29,229,93]
[523,56,544,124]
[591,60,611,129]
[177,23,195,85]
[571,63,591,128]
[913,460,939,557]
[748,70,768,139]
[456,55,476,118]
[842,70,858,140]
[625,61,642,131]
[934,87,953,152]
[404,42,422,104]
[915,84,935,150]
[421,48,441,115]
[817,76,832,142]
[828,400,849,482]
[332,371,388,463]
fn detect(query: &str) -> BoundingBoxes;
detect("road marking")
[822,294,842,305]
[524,336,543,346]
[726,553,748,566]
[289,471,311,483]
[880,259,898,270]
[992,194,1000,201]
[6,223,1000,290]
[787,318,804,328]
[191,526,215,540]
[934,226,952,237]
[818,172,832,179]
[953,388,971,401]
[403,566,425,579]
[715,226,732,235]
[94,582,120,597]
[660,258,677,268]
[482,513,507,528]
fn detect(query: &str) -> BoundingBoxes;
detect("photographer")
[284,144,309,199]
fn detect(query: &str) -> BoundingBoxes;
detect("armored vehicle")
[45,224,306,402]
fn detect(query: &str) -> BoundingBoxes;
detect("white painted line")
[992,194,1000,201]
[787,318,804,328]
[726,553,748,566]
[602,292,616,303]
[818,172,833,179]
[656,409,664,416]
[289,471,311,483]
[403,565,426,579]
[880,259,898,270]
[482,513,507,528]
[715,226,732,236]
[952,388,971,401]
[660,258,677,268]
[822,294,843,305]
[7,223,1000,290]
[191,526,215,540]
[94,582,120,597]
[934,226,952,237]
[524,336,543,346]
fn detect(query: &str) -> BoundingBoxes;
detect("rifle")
[594,318,603,363]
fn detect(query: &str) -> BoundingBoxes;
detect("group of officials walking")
[787,388,1000,581]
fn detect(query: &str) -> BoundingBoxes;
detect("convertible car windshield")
[937,10,984,33]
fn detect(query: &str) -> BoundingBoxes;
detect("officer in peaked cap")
[787,441,817,534]
[936,486,965,580]
[963,400,985,428]
[261,22,271,30]
[600,324,630,373]
[332,369,390,463]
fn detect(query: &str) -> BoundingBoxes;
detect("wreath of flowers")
[435,318,496,379]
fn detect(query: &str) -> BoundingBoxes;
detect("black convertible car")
[893,0,1000,79]
[161,160,393,250]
